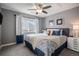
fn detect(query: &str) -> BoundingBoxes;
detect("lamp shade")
[73,24,79,37]
[73,24,79,29]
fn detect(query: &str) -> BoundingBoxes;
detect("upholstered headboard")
[46,28,70,37]
[62,28,70,37]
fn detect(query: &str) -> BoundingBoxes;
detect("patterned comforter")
[24,34,67,56]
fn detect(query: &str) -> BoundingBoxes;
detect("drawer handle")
[73,47,78,48]
[73,44,78,46]
[74,48,77,49]
[73,42,78,43]
[73,43,78,45]
[73,41,77,42]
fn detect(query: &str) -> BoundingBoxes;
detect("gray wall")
[1,8,40,44]
[0,7,1,45]
[39,18,46,32]
[1,9,16,44]
[45,6,79,35]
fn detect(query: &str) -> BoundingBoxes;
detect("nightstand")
[67,37,79,52]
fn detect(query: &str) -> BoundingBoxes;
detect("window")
[16,15,39,35]
[22,17,39,34]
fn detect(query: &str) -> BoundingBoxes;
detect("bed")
[24,28,70,56]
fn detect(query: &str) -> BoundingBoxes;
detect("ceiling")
[0,3,79,18]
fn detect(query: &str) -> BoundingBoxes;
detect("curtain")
[16,15,39,35]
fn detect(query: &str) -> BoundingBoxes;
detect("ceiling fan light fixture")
[36,9,42,14]
[29,3,51,14]
[33,4,37,9]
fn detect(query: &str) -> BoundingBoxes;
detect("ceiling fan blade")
[28,9,36,10]
[42,10,48,14]
[43,5,51,9]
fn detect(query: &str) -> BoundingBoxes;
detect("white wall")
[45,6,79,35]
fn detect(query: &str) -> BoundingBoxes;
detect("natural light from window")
[22,17,39,34]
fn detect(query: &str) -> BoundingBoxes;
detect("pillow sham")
[52,30,61,35]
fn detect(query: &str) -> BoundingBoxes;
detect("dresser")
[67,37,79,52]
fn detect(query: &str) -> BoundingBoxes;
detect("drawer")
[73,40,78,42]
[73,39,78,42]
[73,43,78,45]
[73,45,78,48]
[73,47,78,49]
[73,41,78,45]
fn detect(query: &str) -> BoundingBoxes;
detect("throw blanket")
[25,34,66,56]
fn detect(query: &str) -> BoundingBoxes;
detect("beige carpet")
[0,44,36,56]
[0,44,79,56]
[59,48,79,56]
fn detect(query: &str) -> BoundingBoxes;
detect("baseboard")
[1,42,16,48]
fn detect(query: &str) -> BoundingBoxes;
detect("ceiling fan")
[28,3,52,14]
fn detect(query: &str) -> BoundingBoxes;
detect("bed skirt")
[25,40,67,56]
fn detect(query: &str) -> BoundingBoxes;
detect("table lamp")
[73,24,79,37]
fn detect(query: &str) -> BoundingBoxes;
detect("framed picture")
[56,19,62,25]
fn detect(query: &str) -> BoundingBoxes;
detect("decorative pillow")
[52,30,60,35]
[47,29,52,35]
